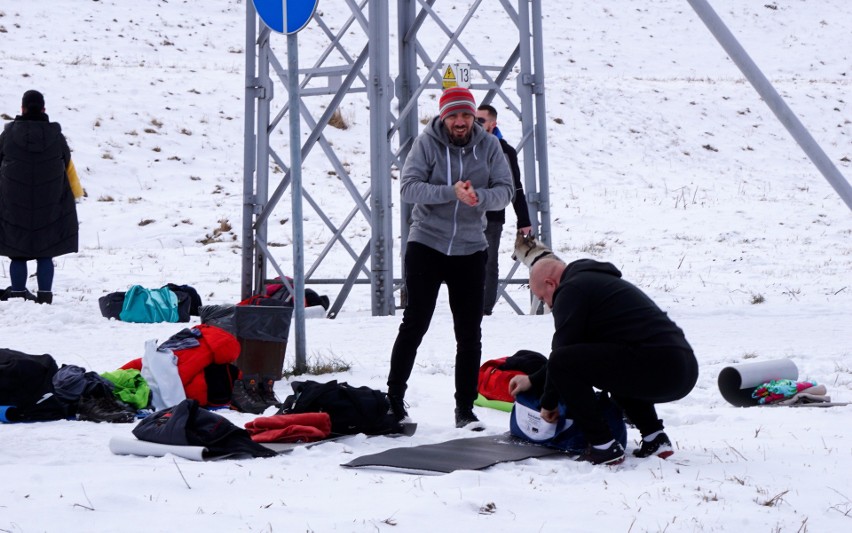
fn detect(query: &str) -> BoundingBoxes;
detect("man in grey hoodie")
[387,87,514,430]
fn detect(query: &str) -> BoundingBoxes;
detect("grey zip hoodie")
[401,116,513,255]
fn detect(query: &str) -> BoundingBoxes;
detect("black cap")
[22,90,45,112]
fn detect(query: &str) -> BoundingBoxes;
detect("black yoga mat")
[342,433,563,473]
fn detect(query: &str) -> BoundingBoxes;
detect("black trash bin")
[199,304,237,336]
[234,302,293,381]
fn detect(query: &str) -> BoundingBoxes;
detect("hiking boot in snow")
[36,291,53,305]
[6,289,37,302]
[259,376,282,408]
[230,377,268,414]
[633,432,674,459]
[577,441,625,466]
[387,394,413,424]
[76,395,136,423]
[454,407,485,431]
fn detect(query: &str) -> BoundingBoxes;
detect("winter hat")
[22,90,45,112]
[439,87,476,120]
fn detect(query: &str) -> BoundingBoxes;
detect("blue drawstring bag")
[510,391,627,453]
[119,285,180,323]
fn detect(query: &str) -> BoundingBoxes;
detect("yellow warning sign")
[442,65,457,89]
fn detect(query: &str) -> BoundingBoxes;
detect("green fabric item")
[100,368,150,410]
[474,393,514,413]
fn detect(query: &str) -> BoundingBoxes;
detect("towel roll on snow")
[717,359,798,407]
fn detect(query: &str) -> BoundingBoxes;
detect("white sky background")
[1,1,851,531]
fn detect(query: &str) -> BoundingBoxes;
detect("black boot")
[36,291,53,305]
[230,376,268,414]
[76,395,136,423]
[8,289,37,302]
[259,376,282,408]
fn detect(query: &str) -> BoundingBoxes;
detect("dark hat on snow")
[22,90,45,112]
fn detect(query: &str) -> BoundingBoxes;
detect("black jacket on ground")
[486,139,532,227]
[0,112,78,258]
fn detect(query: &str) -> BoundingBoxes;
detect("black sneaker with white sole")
[387,394,413,424]
[578,441,626,465]
[454,407,485,431]
[633,432,674,459]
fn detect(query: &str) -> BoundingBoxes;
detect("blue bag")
[509,391,627,453]
[119,285,180,323]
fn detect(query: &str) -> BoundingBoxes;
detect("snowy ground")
[1,1,851,532]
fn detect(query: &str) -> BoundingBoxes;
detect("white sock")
[643,430,663,442]
[592,439,615,450]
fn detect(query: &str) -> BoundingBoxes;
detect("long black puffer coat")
[0,113,78,258]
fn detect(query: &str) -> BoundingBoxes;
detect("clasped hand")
[453,180,478,206]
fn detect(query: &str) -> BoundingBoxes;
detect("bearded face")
[443,112,475,146]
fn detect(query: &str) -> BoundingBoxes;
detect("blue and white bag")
[509,391,627,453]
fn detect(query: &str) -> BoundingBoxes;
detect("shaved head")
[529,257,567,308]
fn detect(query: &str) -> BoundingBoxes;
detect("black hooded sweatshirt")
[529,259,692,394]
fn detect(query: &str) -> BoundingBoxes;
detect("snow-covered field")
[1,1,851,531]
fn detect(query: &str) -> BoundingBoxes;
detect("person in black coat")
[510,257,698,465]
[0,90,78,304]
[475,105,532,315]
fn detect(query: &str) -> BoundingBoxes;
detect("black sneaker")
[577,441,626,465]
[454,407,485,431]
[259,376,282,408]
[76,395,136,423]
[230,377,268,414]
[633,432,674,459]
[387,394,413,424]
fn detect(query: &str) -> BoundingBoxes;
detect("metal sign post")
[251,0,318,373]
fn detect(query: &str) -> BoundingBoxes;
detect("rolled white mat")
[717,358,798,407]
[109,436,209,461]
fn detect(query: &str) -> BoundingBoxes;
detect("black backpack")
[164,283,203,316]
[0,348,69,422]
[98,291,126,319]
[281,380,399,436]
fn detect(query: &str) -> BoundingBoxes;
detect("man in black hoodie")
[511,257,698,465]
[475,104,532,316]
[0,90,78,304]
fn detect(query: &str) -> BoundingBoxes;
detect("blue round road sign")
[253,0,318,34]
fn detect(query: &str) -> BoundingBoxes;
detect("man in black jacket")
[0,90,78,304]
[475,105,532,315]
[511,257,698,465]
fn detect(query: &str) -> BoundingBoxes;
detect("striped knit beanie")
[439,87,476,120]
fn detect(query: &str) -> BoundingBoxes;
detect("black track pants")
[387,242,487,409]
[545,343,698,444]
